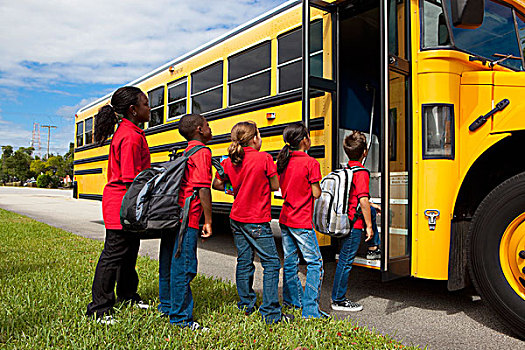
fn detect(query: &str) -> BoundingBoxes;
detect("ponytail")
[228,121,258,165]
[276,145,292,174]
[228,140,245,165]
[276,122,309,174]
[94,105,119,145]
[94,86,144,145]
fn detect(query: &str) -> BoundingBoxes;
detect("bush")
[37,174,62,188]
[36,174,52,188]
[49,175,61,188]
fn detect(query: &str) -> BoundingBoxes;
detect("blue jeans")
[331,228,362,302]
[230,219,282,324]
[368,207,381,249]
[280,224,324,318]
[158,227,198,326]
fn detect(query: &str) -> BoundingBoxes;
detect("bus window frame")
[419,0,455,50]
[227,40,272,107]
[190,60,224,115]
[167,78,187,121]
[276,19,323,94]
[84,117,94,145]
[76,121,84,148]
[147,85,165,128]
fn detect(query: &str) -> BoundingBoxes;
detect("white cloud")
[0,0,286,88]
[56,98,97,120]
[0,0,286,155]
[0,115,33,149]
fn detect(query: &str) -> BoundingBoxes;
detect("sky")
[0,0,286,157]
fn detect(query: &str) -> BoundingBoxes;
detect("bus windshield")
[445,0,524,70]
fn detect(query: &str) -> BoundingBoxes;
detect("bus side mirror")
[450,0,484,29]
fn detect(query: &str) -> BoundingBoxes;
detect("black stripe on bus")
[74,155,109,165]
[143,90,317,136]
[78,194,103,201]
[145,117,324,155]
[74,168,103,175]
[74,120,324,165]
[151,145,325,168]
[75,90,324,153]
[74,140,110,153]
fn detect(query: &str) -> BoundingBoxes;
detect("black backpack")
[120,145,223,250]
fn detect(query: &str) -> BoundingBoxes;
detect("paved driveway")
[0,187,523,349]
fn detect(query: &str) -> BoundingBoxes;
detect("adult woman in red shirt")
[86,86,151,323]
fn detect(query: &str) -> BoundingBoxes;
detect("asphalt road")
[0,187,523,349]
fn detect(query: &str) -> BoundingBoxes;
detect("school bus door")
[381,0,411,281]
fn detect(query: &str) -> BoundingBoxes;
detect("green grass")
[0,208,422,349]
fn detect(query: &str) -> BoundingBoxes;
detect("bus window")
[191,61,223,114]
[421,0,452,48]
[277,19,323,93]
[445,0,523,70]
[228,41,271,106]
[84,117,94,145]
[148,86,165,128]
[76,121,84,147]
[167,78,187,120]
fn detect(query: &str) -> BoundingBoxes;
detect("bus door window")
[385,0,410,271]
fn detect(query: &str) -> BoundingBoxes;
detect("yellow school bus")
[74,0,525,335]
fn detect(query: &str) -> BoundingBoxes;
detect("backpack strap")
[174,145,224,258]
[346,165,369,224]
[182,145,225,177]
[183,144,206,157]
[174,188,199,257]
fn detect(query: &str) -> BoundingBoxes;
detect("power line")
[41,125,57,159]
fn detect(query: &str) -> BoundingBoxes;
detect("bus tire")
[468,172,525,338]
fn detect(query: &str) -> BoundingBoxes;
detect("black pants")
[86,229,141,318]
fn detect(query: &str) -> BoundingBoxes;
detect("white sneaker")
[134,300,150,310]
[331,299,363,312]
[96,315,117,325]
[189,322,209,332]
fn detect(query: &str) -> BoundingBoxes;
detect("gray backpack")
[313,166,368,238]
[120,145,223,253]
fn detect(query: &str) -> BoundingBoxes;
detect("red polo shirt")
[178,140,212,229]
[279,151,322,229]
[216,147,277,223]
[102,118,151,230]
[347,160,370,230]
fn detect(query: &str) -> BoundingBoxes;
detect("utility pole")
[41,125,57,159]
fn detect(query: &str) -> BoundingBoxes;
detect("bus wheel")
[468,172,525,338]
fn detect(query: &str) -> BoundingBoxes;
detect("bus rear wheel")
[468,172,525,338]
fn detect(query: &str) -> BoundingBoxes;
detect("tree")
[46,155,67,178]
[9,147,35,182]
[30,159,47,175]
[1,143,73,186]
[63,142,74,178]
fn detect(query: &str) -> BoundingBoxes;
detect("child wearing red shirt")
[212,121,292,324]
[276,123,326,319]
[331,131,380,312]
[86,86,151,323]
[158,114,213,331]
